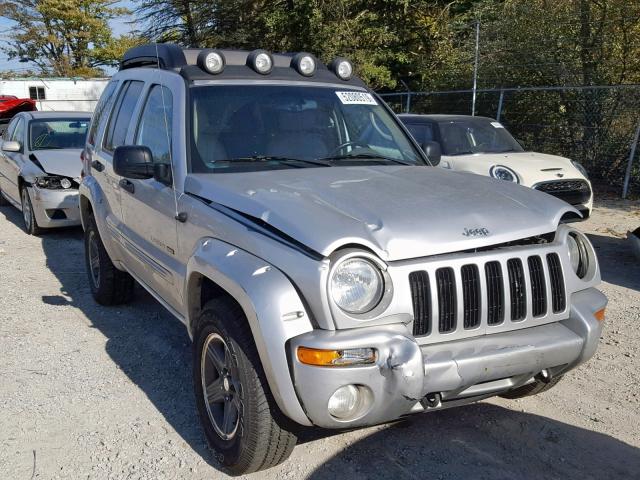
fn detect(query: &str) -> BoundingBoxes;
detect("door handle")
[119,178,135,194]
[91,160,105,172]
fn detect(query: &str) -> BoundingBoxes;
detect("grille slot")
[528,256,547,317]
[461,264,481,329]
[485,261,505,325]
[547,253,566,313]
[409,271,431,336]
[507,258,526,321]
[534,179,591,205]
[436,268,457,333]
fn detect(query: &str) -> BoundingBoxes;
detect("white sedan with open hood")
[0,111,90,234]
[399,114,593,220]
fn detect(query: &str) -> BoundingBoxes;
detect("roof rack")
[119,43,366,87]
[120,44,187,71]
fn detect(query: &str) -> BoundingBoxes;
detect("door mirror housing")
[113,145,154,179]
[153,163,173,186]
[421,141,442,166]
[1,140,21,153]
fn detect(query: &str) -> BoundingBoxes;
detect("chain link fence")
[380,85,640,198]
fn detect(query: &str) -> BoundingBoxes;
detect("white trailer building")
[0,78,109,112]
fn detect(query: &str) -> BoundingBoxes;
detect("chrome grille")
[409,248,568,339]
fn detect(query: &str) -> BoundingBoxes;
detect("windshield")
[29,119,90,150]
[437,118,523,156]
[189,85,424,173]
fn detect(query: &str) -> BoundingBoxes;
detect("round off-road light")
[490,164,519,183]
[60,178,72,189]
[328,385,361,419]
[291,52,316,76]
[330,57,353,80]
[197,50,225,74]
[247,50,274,74]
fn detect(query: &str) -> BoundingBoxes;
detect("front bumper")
[29,186,81,228]
[289,288,606,429]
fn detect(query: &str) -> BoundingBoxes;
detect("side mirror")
[153,163,172,186]
[2,140,21,153]
[113,145,153,179]
[421,141,441,166]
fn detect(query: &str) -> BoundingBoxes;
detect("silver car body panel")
[183,166,577,262]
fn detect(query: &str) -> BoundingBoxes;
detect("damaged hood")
[184,166,575,261]
[29,149,83,179]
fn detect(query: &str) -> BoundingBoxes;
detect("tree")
[0,0,142,77]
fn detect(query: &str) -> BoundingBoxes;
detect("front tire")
[193,299,297,475]
[20,187,42,235]
[84,214,135,305]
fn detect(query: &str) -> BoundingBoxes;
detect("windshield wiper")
[317,153,414,165]
[214,155,331,167]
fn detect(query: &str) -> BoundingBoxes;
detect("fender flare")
[187,238,314,426]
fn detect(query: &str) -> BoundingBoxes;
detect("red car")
[0,96,37,134]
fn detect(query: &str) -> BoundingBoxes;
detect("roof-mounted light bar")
[330,57,354,81]
[247,49,274,75]
[291,52,317,77]
[197,49,226,74]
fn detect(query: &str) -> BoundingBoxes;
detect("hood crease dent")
[184,166,577,262]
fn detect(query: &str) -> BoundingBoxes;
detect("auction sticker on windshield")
[336,91,378,105]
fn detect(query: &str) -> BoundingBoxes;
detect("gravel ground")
[1,198,639,480]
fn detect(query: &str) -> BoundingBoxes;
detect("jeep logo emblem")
[463,227,490,237]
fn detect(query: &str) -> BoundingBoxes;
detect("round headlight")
[247,49,273,74]
[330,257,384,314]
[291,52,316,76]
[490,165,519,183]
[60,178,72,189]
[330,57,353,81]
[197,50,225,74]
[567,231,589,278]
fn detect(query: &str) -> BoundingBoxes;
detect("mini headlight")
[490,165,519,183]
[330,257,384,314]
[572,161,589,179]
[567,231,589,278]
[330,57,353,80]
[247,49,274,74]
[197,49,225,74]
[291,52,316,76]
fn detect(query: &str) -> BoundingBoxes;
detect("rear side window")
[135,85,173,165]
[405,123,434,145]
[103,80,144,152]
[87,80,118,147]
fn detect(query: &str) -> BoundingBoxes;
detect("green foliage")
[0,0,143,77]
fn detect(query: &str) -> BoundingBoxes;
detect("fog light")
[328,385,361,419]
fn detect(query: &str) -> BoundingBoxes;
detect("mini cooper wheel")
[84,214,135,305]
[194,299,297,475]
[20,187,42,235]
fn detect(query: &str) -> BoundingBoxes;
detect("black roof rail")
[120,43,187,71]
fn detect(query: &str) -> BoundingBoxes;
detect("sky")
[0,1,136,74]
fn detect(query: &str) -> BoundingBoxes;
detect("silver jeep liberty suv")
[79,43,607,475]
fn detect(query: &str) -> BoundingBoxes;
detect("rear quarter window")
[87,80,118,147]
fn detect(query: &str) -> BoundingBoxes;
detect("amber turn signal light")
[594,308,605,322]
[297,347,376,367]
